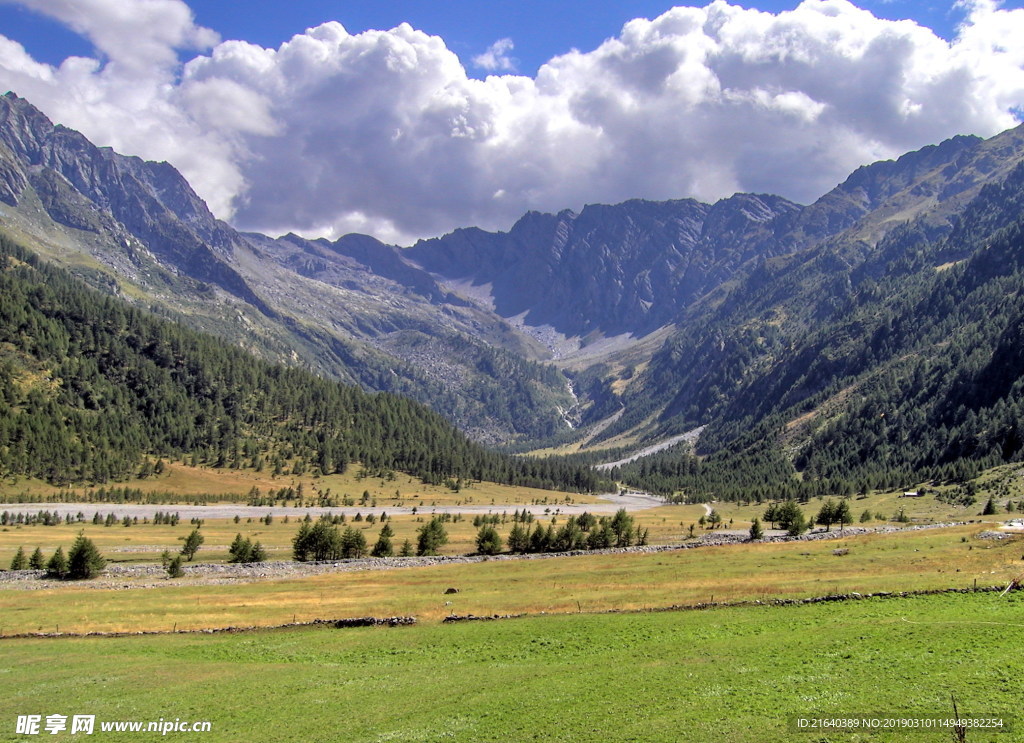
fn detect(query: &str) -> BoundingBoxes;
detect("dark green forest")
[615,165,1024,500]
[0,236,610,493]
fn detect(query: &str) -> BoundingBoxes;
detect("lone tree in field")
[66,534,106,579]
[982,497,997,516]
[749,517,764,541]
[181,528,205,561]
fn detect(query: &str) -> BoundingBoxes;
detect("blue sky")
[1,1,1024,243]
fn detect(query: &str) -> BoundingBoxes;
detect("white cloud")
[473,38,517,72]
[1,0,1024,244]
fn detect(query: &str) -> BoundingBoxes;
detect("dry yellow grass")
[0,461,601,506]
[1,524,1019,635]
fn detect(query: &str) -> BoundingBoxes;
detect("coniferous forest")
[0,235,611,493]
[615,167,1024,501]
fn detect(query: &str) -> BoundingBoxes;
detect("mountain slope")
[0,233,609,493]
[614,149,1024,499]
[7,89,1024,480]
[600,121,1024,446]
[0,92,575,444]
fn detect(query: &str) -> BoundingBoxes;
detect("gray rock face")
[0,92,272,314]
[407,193,802,337]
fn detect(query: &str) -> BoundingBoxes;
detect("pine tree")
[416,518,449,556]
[249,542,268,562]
[167,555,184,578]
[475,525,503,555]
[29,547,45,570]
[834,499,853,529]
[507,522,529,553]
[749,517,764,541]
[371,530,394,557]
[46,547,68,579]
[66,534,106,579]
[181,528,204,561]
[9,546,27,571]
[399,539,414,557]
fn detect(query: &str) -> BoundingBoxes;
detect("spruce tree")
[816,500,837,531]
[29,547,45,570]
[340,526,367,559]
[787,510,809,537]
[46,547,68,579]
[475,525,503,555]
[835,499,853,529]
[249,542,268,562]
[749,517,764,541]
[416,518,449,556]
[9,546,27,571]
[507,522,529,553]
[66,534,106,579]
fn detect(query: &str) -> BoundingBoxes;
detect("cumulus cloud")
[1,0,1024,243]
[473,38,517,72]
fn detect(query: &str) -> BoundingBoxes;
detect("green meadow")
[2,591,1021,742]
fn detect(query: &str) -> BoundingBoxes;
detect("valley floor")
[2,590,1021,742]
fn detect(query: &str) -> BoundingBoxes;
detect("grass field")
[0,462,601,507]
[2,524,1020,635]
[0,503,715,568]
[1,590,1021,742]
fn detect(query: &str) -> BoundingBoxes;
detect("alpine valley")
[4,90,1024,498]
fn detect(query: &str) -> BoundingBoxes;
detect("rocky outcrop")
[0,92,273,315]
[407,194,801,338]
